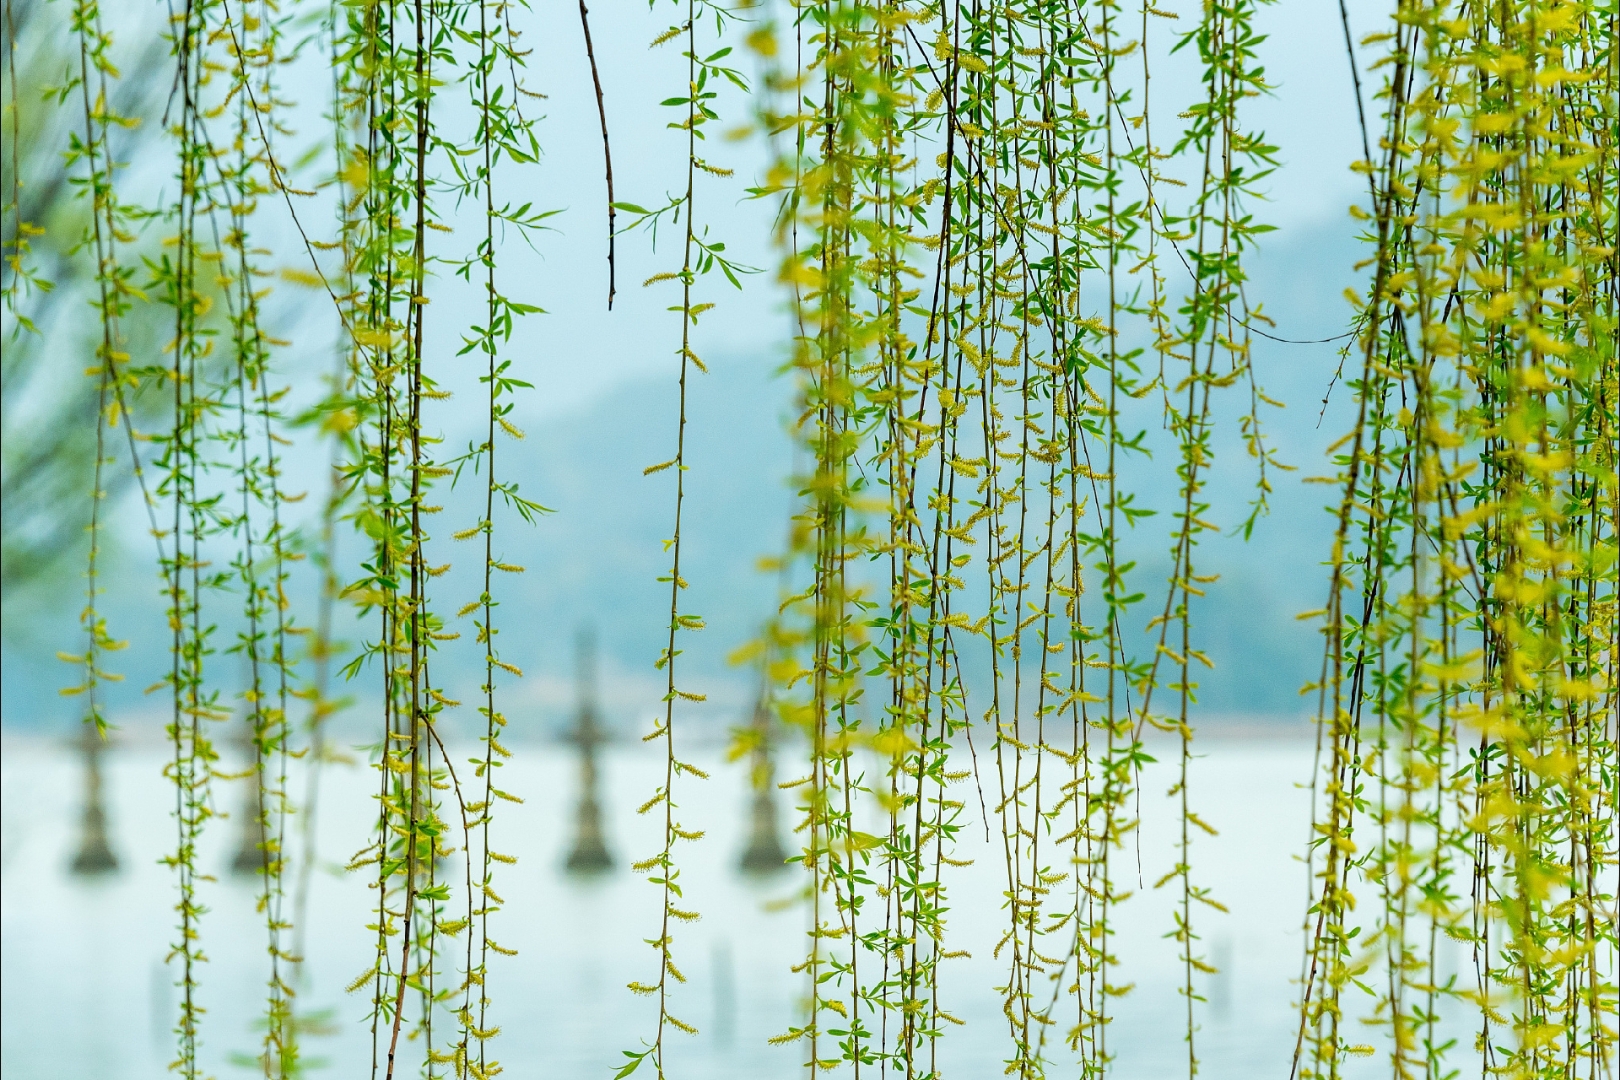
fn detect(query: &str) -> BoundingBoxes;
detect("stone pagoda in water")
[738,683,788,875]
[70,723,119,875]
[231,716,267,877]
[565,628,613,874]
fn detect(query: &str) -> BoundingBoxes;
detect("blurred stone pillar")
[738,684,787,875]
[70,723,119,875]
[231,705,265,877]
[565,627,612,874]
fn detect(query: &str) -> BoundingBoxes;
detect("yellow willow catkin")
[1295,1,1617,1078]
[32,0,1609,1076]
[158,3,230,1072]
[217,4,301,1071]
[59,0,141,738]
[749,0,1277,1075]
[332,2,462,1075]
[451,2,548,1078]
[620,1,752,1074]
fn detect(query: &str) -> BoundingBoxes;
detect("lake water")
[1,731,1476,1078]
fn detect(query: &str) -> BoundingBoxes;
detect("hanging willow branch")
[1295,1,1618,1076]
[16,0,1611,1077]
[618,3,754,1075]
[738,0,1288,1076]
[576,0,617,309]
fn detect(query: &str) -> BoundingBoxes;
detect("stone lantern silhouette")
[738,684,787,874]
[70,723,119,875]
[565,628,613,874]
[231,719,267,878]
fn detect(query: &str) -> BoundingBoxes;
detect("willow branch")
[577,0,615,309]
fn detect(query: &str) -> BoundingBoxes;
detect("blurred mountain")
[2,209,1367,738]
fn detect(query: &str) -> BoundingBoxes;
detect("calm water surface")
[2,733,1470,1078]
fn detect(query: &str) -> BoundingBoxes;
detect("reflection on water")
[1,732,1466,1078]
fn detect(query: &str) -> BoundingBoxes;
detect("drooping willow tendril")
[1295,1,1617,1077]
[59,0,131,748]
[742,0,1286,1075]
[18,0,1613,1076]
[618,3,755,1074]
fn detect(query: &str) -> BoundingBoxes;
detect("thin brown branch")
[577,0,615,309]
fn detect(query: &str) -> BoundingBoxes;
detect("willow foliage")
[0,0,1613,1076]
[1296,2,1618,1077]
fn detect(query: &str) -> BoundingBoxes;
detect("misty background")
[0,8,1523,1077]
[1,0,1386,743]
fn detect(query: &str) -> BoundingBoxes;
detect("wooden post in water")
[70,723,119,875]
[738,684,787,874]
[565,627,613,874]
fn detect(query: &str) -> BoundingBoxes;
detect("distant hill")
[1,212,1365,740]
